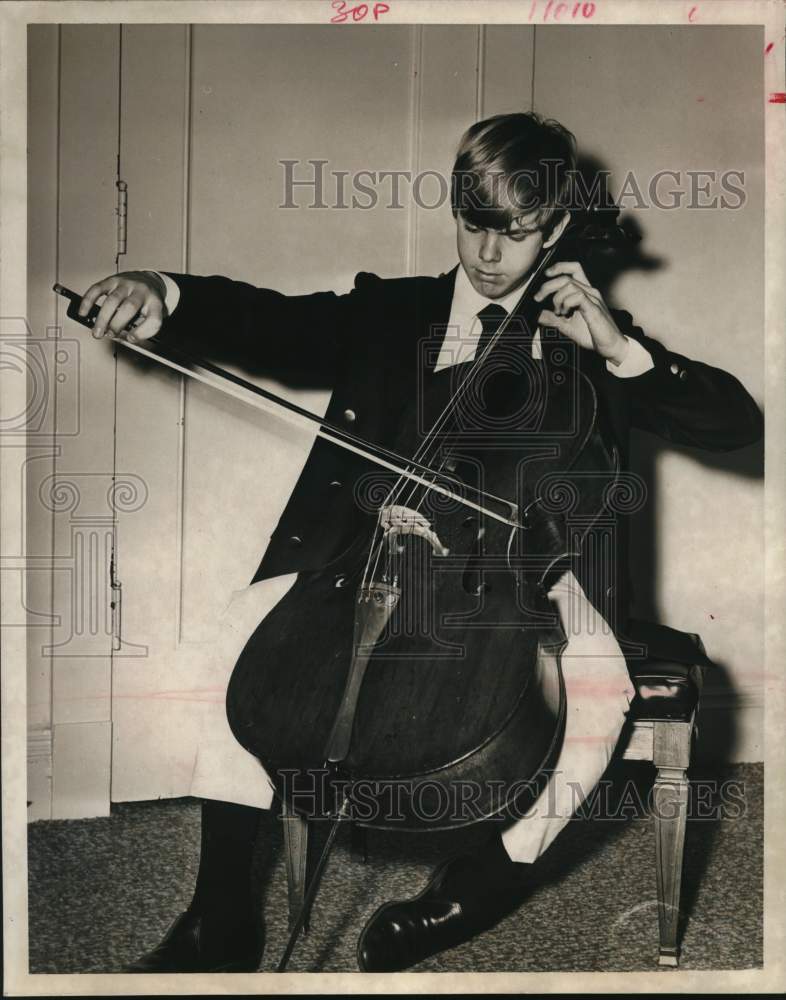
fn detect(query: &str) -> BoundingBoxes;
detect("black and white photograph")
[1,0,784,993]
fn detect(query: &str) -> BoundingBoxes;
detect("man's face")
[456,210,568,300]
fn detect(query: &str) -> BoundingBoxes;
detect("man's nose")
[479,231,502,263]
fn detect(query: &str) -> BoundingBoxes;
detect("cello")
[55,206,631,971]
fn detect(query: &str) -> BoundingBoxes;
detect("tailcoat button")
[679,369,687,380]
[669,362,679,375]
[343,409,356,423]
[329,480,342,488]
[289,535,302,546]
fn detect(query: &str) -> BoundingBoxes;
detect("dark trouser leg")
[188,800,263,921]
[124,799,266,973]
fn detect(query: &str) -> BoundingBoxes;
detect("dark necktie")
[474,303,508,363]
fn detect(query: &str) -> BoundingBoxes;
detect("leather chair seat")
[623,618,713,723]
[627,659,703,721]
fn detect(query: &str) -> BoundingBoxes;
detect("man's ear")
[543,211,571,249]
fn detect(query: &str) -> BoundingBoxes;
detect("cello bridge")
[379,504,450,557]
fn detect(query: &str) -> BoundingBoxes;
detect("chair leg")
[652,719,692,967]
[282,802,310,933]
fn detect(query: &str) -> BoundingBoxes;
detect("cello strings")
[417,242,557,467]
[359,308,519,591]
[360,288,528,588]
[359,242,558,589]
[393,240,557,515]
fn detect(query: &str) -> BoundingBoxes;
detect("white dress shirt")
[149,267,654,378]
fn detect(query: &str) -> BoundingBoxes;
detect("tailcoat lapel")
[416,266,459,373]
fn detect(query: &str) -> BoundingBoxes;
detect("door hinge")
[116,179,128,257]
[110,549,122,652]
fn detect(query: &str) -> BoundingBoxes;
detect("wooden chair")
[620,619,711,966]
[282,619,711,968]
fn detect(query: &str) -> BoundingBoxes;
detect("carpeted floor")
[27,761,762,974]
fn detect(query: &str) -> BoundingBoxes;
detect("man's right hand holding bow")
[79,270,167,342]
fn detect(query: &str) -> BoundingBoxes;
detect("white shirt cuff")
[146,270,181,316]
[605,336,654,378]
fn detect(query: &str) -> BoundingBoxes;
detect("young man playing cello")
[78,112,762,973]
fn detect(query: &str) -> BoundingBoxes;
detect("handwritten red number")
[331,0,389,21]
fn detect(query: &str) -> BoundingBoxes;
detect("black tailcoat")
[157,267,762,633]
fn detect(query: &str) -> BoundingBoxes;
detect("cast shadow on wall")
[576,154,764,764]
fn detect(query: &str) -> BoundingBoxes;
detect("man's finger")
[108,297,143,336]
[123,308,162,344]
[543,261,590,285]
[534,275,590,302]
[552,289,591,316]
[533,275,572,301]
[538,308,573,334]
[92,291,128,338]
[79,278,117,316]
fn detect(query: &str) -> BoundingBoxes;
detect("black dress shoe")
[124,909,264,973]
[357,847,530,972]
